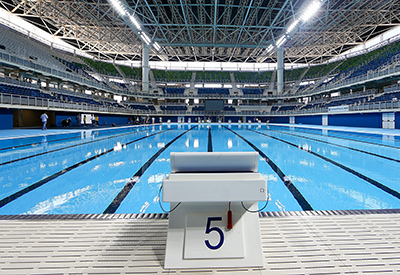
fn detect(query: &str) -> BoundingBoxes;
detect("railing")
[350,101,400,112]
[271,100,400,116]
[0,92,133,114]
[304,64,400,96]
[0,76,40,89]
[384,84,400,93]
[1,90,399,117]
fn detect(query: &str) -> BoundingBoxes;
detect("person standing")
[76,114,81,127]
[40,112,48,130]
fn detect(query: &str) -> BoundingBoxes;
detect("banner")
[328,105,349,112]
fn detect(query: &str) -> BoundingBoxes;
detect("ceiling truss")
[0,0,399,64]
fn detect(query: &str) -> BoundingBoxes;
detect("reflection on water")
[0,124,399,215]
[25,185,91,215]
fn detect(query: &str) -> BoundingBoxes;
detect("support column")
[277,46,284,95]
[142,44,150,93]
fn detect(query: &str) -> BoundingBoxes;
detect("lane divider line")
[0,128,176,209]
[224,126,313,211]
[248,128,400,201]
[103,126,197,214]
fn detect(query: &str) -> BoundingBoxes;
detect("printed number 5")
[205,217,224,250]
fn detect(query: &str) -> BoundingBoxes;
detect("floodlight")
[154,42,161,51]
[109,0,125,15]
[286,19,299,34]
[140,33,151,45]
[301,0,321,22]
[276,36,287,48]
[129,14,142,31]
[266,44,274,53]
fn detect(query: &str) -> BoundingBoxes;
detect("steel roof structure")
[0,0,399,65]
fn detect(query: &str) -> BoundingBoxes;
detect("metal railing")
[1,90,399,117]
[0,92,133,114]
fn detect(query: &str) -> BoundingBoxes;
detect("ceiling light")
[301,0,321,22]
[154,42,161,51]
[140,33,151,45]
[109,0,125,15]
[129,14,142,31]
[286,19,300,34]
[276,36,287,48]
[266,44,274,53]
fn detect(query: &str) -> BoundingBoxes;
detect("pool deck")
[1,210,400,274]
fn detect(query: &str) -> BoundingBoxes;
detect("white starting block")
[162,152,268,269]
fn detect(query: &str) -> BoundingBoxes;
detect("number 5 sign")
[184,215,245,259]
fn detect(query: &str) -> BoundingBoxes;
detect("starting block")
[162,152,268,269]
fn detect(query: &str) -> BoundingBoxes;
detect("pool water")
[0,123,399,215]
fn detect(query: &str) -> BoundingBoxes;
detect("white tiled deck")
[1,210,400,274]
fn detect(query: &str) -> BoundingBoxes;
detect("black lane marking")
[248,128,400,201]
[0,126,157,167]
[224,126,313,211]
[0,128,175,209]
[208,127,213,152]
[270,125,400,150]
[103,126,197,214]
[267,128,400,164]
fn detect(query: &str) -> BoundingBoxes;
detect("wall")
[224,116,241,123]
[295,115,322,125]
[162,116,178,123]
[55,112,79,127]
[55,112,132,127]
[268,116,289,124]
[328,113,382,128]
[0,108,13,129]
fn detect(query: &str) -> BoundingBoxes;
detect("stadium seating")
[81,57,121,77]
[153,70,192,82]
[128,104,154,111]
[160,105,188,111]
[278,105,298,112]
[197,88,229,95]
[224,105,235,111]
[119,65,142,80]
[192,105,205,111]
[0,83,56,99]
[163,87,185,94]
[195,71,231,83]
[242,88,263,95]
[284,67,307,82]
[56,93,102,105]
[368,91,400,103]
[233,71,273,84]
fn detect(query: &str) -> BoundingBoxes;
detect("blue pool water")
[0,123,399,215]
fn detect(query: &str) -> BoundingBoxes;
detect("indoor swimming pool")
[0,123,399,215]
